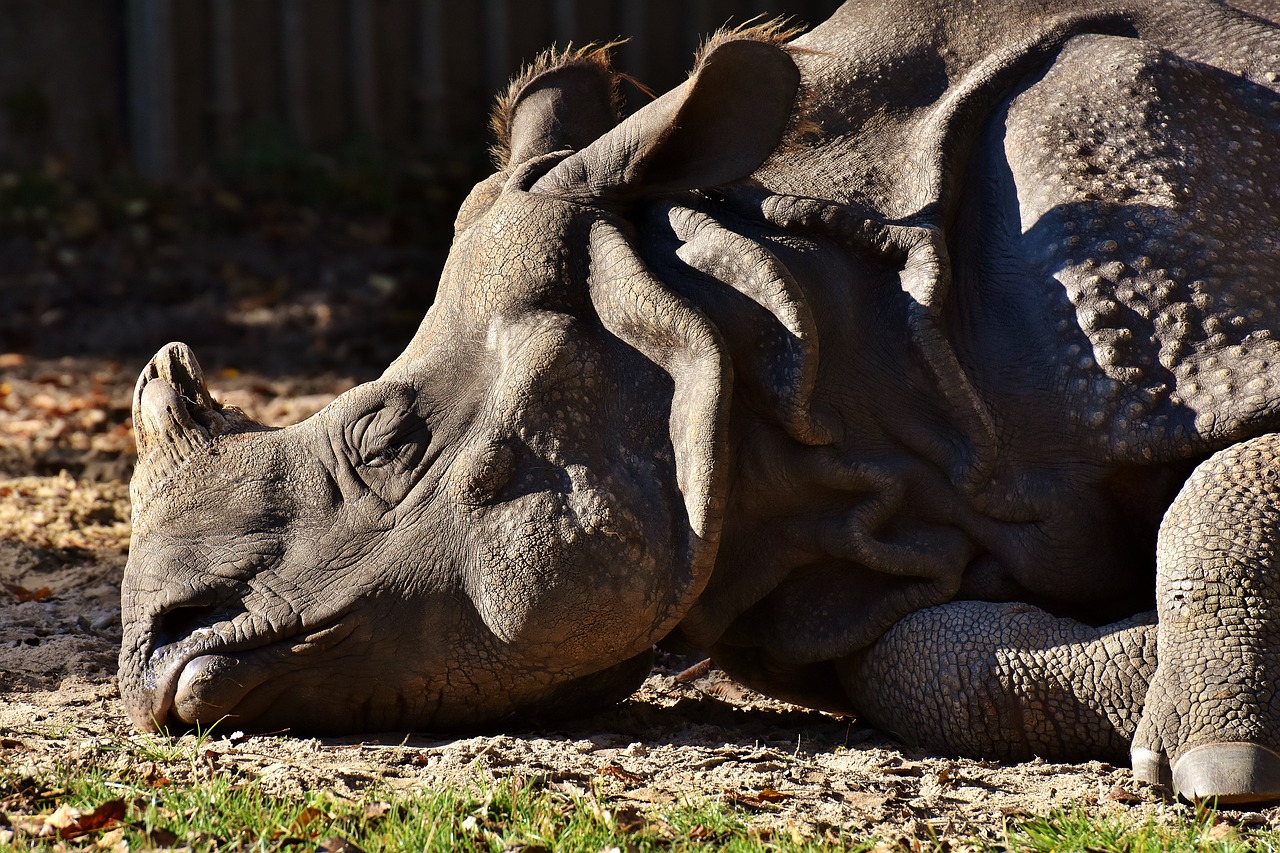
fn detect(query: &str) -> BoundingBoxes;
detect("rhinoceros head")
[118,35,801,734]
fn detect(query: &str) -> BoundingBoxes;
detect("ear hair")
[490,42,643,169]
[691,16,808,68]
[529,30,803,204]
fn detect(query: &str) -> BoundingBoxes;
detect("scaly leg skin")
[1133,433,1280,805]
[837,601,1157,764]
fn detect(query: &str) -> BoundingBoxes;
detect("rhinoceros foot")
[1132,434,1280,805]
[1168,743,1280,807]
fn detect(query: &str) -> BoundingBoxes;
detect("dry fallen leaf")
[1199,821,1237,843]
[1104,784,1143,804]
[59,798,126,839]
[3,583,52,603]
[723,787,791,811]
[41,803,78,837]
[146,826,179,847]
[292,805,325,833]
[597,763,644,785]
[609,805,647,833]
[841,790,891,810]
[142,762,171,788]
[95,827,128,851]
[687,824,717,841]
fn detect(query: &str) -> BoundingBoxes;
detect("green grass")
[4,734,1280,852]
[103,721,222,765]
[0,744,868,852]
[0,767,867,851]
[1008,805,1280,853]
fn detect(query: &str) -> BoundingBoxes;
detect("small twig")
[673,658,713,683]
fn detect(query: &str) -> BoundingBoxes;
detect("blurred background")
[0,0,840,371]
[0,1,840,571]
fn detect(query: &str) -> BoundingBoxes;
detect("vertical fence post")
[125,0,176,180]
[120,1,822,181]
[416,0,447,150]
[619,3,646,83]
[552,0,576,47]
[348,0,378,138]
[279,0,310,145]
[688,0,712,55]
[210,0,239,154]
[482,0,510,95]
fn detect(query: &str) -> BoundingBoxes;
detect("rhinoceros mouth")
[136,616,356,732]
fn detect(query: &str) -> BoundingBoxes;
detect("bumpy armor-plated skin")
[118,0,1280,802]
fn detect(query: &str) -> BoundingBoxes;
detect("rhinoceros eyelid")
[349,408,403,455]
[364,443,410,468]
[349,407,432,475]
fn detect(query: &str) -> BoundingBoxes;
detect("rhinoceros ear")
[492,44,624,169]
[531,37,800,202]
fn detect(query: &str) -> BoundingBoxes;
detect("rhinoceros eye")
[352,407,430,473]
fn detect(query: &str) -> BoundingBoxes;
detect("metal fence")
[0,0,841,180]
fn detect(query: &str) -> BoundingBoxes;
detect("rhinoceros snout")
[123,597,364,733]
[153,603,223,649]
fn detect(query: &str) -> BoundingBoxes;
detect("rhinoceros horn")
[131,342,260,506]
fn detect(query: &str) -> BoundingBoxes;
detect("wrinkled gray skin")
[121,0,1280,803]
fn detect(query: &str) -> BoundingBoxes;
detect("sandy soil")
[0,348,1273,844]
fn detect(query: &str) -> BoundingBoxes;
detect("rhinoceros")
[119,0,1280,803]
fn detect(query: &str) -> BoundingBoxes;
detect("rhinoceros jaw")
[173,654,242,725]
[156,616,358,729]
[289,619,358,655]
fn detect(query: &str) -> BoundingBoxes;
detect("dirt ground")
[0,203,1275,845]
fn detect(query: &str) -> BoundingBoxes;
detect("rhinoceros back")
[956,32,1280,467]
[687,0,1280,711]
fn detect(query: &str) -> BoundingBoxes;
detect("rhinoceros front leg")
[836,601,1157,764]
[1133,433,1280,805]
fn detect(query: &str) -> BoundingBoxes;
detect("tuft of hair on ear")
[692,16,807,67]
[692,17,822,151]
[489,41,641,170]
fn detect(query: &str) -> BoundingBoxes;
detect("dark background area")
[0,0,842,376]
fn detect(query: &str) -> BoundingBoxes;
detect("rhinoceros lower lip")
[159,618,357,728]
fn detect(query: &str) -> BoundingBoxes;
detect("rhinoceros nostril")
[157,605,221,648]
